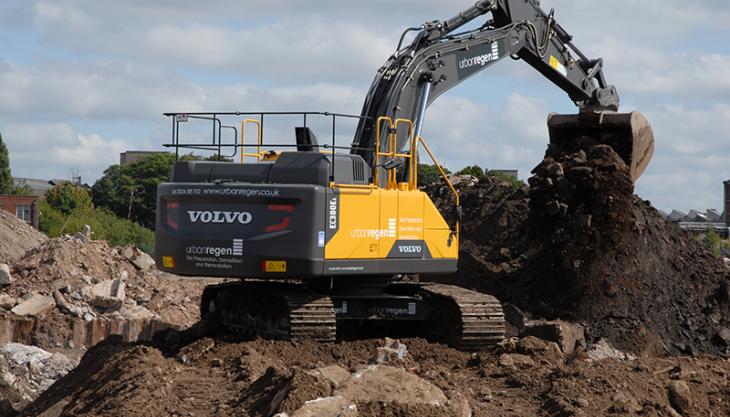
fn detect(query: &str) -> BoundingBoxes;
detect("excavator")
[154,0,654,350]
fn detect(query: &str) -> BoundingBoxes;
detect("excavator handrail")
[240,119,263,163]
[416,136,460,234]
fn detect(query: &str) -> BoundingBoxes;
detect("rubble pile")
[0,343,78,410]
[20,334,730,417]
[0,235,212,349]
[427,144,730,356]
[0,210,46,265]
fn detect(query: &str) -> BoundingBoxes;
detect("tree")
[45,183,93,215]
[92,153,178,229]
[0,132,14,194]
[456,165,485,179]
[417,163,451,187]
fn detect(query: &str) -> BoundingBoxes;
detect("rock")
[521,320,585,353]
[176,338,215,364]
[306,365,351,389]
[287,396,356,417]
[0,293,17,310]
[53,290,83,318]
[373,338,407,364]
[88,278,126,310]
[546,162,564,177]
[124,246,156,271]
[713,327,730,346]
[0,263,12,286]
[340,365,445,403]
[667,380,692,415]
[73,224,92,242]
[83,312,95,322]
[10,293,55,316]
[586,339,636,361]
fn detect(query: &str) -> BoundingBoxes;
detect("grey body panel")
[155,157,455,279]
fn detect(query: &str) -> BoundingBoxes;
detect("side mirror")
[381,159,404,171]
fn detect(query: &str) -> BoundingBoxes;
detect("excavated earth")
[427,143,730,357]
[18,334,730,417]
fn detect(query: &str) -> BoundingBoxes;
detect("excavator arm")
[351,0,653,182]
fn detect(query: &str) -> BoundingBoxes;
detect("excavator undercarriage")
[200,279,505,350]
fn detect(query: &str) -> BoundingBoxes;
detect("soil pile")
[20,334,730,417]
[0,210,46,264]
[427,143,730,356]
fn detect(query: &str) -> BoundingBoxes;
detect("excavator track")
[200,281,504,351]
[418,284,505,350]
[201,282,336,342]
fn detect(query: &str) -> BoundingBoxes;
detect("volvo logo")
[187,210,253,224]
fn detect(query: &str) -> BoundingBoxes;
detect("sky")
[1,0,730,212]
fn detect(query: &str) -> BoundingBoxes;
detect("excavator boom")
[351,0,654,182]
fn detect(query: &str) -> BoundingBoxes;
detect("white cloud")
[2,123,129,183]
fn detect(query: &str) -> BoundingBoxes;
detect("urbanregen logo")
[459,42,499,69]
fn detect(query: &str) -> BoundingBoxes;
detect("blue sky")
[1,0,730,212]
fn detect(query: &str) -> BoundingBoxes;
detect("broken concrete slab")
[87,278,125,310]
[0,263,12,286]
[123,246,156,271]
[11,293,55,317]
[521,319,586,353]
[373,337,407,364]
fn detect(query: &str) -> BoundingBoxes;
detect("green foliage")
[45,183,93,215]
[699,230,723,257]
[456,165,485,179]
[38,201,154,254]
[0,132,14,194]
[485,170,525,189]
[92,153,178,229]
[417,163,451,187]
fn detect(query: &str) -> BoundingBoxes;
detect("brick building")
[0,194,39,227]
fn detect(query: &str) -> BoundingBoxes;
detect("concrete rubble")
[0,343,78,403]
[0,264,11,286]
[10,293,55,317]
[520,319,586,353]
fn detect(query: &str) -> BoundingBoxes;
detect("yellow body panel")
[325,187,456,260]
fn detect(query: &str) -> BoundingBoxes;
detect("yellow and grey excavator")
[154,0,654,350]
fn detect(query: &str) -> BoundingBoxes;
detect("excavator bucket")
[547,112,654,183]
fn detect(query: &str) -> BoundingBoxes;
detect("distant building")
[120,151,166,166]
[0,194,39,228]
[14,177,54,197]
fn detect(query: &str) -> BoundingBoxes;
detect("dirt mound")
[427,144,730,356]
[20,334,730,417]
[0,209,46,264]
